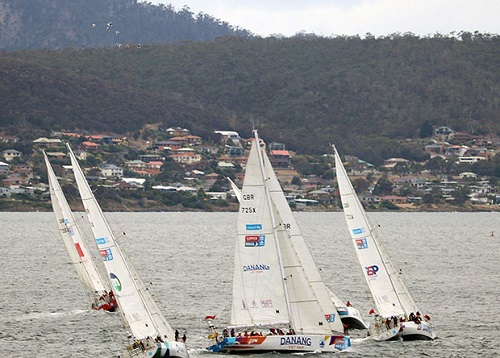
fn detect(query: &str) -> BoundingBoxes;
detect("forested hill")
[0,0,251,50]
[1,33,499,164]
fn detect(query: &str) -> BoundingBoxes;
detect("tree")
[372,175,393,195]
[419,120,434,138]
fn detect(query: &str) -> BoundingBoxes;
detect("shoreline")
[2,202,499,213]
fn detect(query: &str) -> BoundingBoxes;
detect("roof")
[270,150,290,156]
[82,141,99,147]
[33,137,62,143]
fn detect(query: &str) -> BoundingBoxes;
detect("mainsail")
[67,144,175,341]
[262,142,344,334]
[231,131,343,334]
[44,151,107,295]
[333,146,418,318]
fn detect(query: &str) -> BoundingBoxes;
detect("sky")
[150,0,500,37]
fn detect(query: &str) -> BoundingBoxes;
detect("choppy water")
[0,211,499,357]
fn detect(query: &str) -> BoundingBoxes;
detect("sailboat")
[66,144,189,358]
[333,146,436,341]
[43,151,117,312]
[226,177,367,330]
[207,131,350,353]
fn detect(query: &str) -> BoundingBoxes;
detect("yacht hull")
[122,341,189,358]
[338,306,368,330]
[401,321,436,340]
[208,334,350,353]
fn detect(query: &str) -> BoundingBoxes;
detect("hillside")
[0,0,251,50]
[1,33,499,164]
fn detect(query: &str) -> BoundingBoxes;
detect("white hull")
[401,321,436,340]
[208,334,350,353]
[121,341,189,358]
[368,325,402,341]
[337,306,368,330]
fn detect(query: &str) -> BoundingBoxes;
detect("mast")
[253,130,294,327]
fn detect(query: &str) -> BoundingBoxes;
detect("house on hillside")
[81,141,100,153]
[0,161,9,175]
[33,137,62,147]
[3,173,28,186]
[215,131,240,145]
[2,149,22,161]
[124,160,147,171]
[11,163,32,175]
[268,142,286,151]
[381,158,409,170]
[153,140,182,152]
[225,146,245,157]
[0,135,19,144]
[170,151,201,164]
[100,164,124,179]
[269,150,291,168]
[165,127,190,137]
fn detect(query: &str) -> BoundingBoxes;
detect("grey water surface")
[0,211,498,357]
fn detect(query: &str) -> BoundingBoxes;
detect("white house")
[2,149,22,161]
[100,164,124,179]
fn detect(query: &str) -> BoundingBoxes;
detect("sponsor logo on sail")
[100,248,113,261]
[365,265,379,276]
[96,237,107,245]
[110,273,122,292]
[280,336,312,346]
[352,228,365,235]
[243,264,270,272]
[356,238,368,249]
[246,224,262,230]
[325,313,336,322]
[245,235,265,247]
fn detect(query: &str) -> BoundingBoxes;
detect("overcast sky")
[150,0,500,37]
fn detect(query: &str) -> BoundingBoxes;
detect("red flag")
[369,308,375,315]
[204,315,216,320]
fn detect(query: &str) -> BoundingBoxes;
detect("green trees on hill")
[1,32,499,164]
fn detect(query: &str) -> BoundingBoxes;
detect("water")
[0,211,499,357]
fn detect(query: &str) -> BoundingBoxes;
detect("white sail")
[227,175,361,329]
[262,146,344,334]
[44,151,107,295]
[231,136,290,326]
[333,146,418,318]
[67,144,175,341]
[231,131,343,334]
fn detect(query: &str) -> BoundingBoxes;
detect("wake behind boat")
[67,144,189,358]
[43,151,117,312]
[333,146,436,341]
[207,131,350,353]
